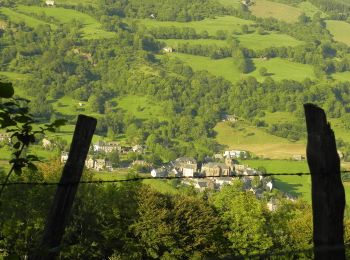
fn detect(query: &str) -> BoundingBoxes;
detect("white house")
[93,141,120,153]
[132,144,144,153]
[173,157,198,177]
[45,0,55,6]
[182,164,197,177]
[267,200,278,212]
[60,152,69,163]
[151,168,168,178]
[0,133,10,143]
[266,181,273,191]
[85,157,95,169]
[163,46,173,53]
[224,150,248,159]
[42,138,52,149]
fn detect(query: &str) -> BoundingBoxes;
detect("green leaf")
[0,82,14,98]
[14,115,32,123]
[27,162,38,171]
[13,142,21,149]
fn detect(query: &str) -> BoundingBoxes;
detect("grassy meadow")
[236,32,303,50]
[167,53,315,83]
[332,71,350,82]
[163,32,302,50]
[163,38,229,47]
[298,1,327,18]
[244,159,311,201]
[326,20,350,46]
[0,71,31,81]
[214,121,306,159]
[218,0,242,8]
[115,95,169,121]
[249,0,302,22]
[251,57,315,81]
[4,5,114,39]
[169,53,242,81]
[0,8,53,28]
[56,0,98,5]
[245,159,350,204]
[138,16,254,36]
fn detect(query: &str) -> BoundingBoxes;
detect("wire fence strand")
[1,170,350,186]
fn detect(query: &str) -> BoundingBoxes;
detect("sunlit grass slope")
[214,121,306,159]
[326,20,350,46]
[139,16,254,36]
[0,8,54,28]
[249,0,302,22]
[163,32,303,50]
[16,5,114,39]
[167,53,315,82]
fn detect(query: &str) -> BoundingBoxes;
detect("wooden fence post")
[32,115,97,260]
[304,103,345,259]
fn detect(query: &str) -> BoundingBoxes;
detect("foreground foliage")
[0,161,319,259]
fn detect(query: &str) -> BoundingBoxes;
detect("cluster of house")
[150,155,273,194]
[60,141,145,171]
[222,114,238,122]
[61,151,113,171]
[0,133,11,143]
[45,0,55,6]
[92,141,144,154]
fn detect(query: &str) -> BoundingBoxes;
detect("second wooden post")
[304,103,345,259]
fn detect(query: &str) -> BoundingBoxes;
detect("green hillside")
[138,16,254,35]
[166,53,315,82]
[10,5,114,39]
[163,32,303,50]
[249,0,302,22]
[326,20,350,46]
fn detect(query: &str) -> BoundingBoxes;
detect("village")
[56,137,275,195]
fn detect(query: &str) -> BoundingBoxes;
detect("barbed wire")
[1,171,350,186]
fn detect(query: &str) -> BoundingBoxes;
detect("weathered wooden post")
[304,104,345,259]
[32,115,97,260]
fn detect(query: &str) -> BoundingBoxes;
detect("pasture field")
[218,0,242,8]
[329,118,350,144]
[167,53,315,82]
[236,32,303,50]
[50,96,99,118]
[249,0,302,22]
[262,111,299,125]
[245,159,350,204]
[262,111,350,145]
[326,20,350,46]
[0,8,53,28]
[298,1,327,18]
[244,159,311,201]
[56,0,98,5]
[332,71,350,82]
[138,16,254,36]
[0,71,31,81]
[163,38,229,48]
[15,5,114,39]
[214,121,306,159]
[163,32,302,50]
[251,57,316,81]
[115,95,169,121]
[168,53,242,82]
